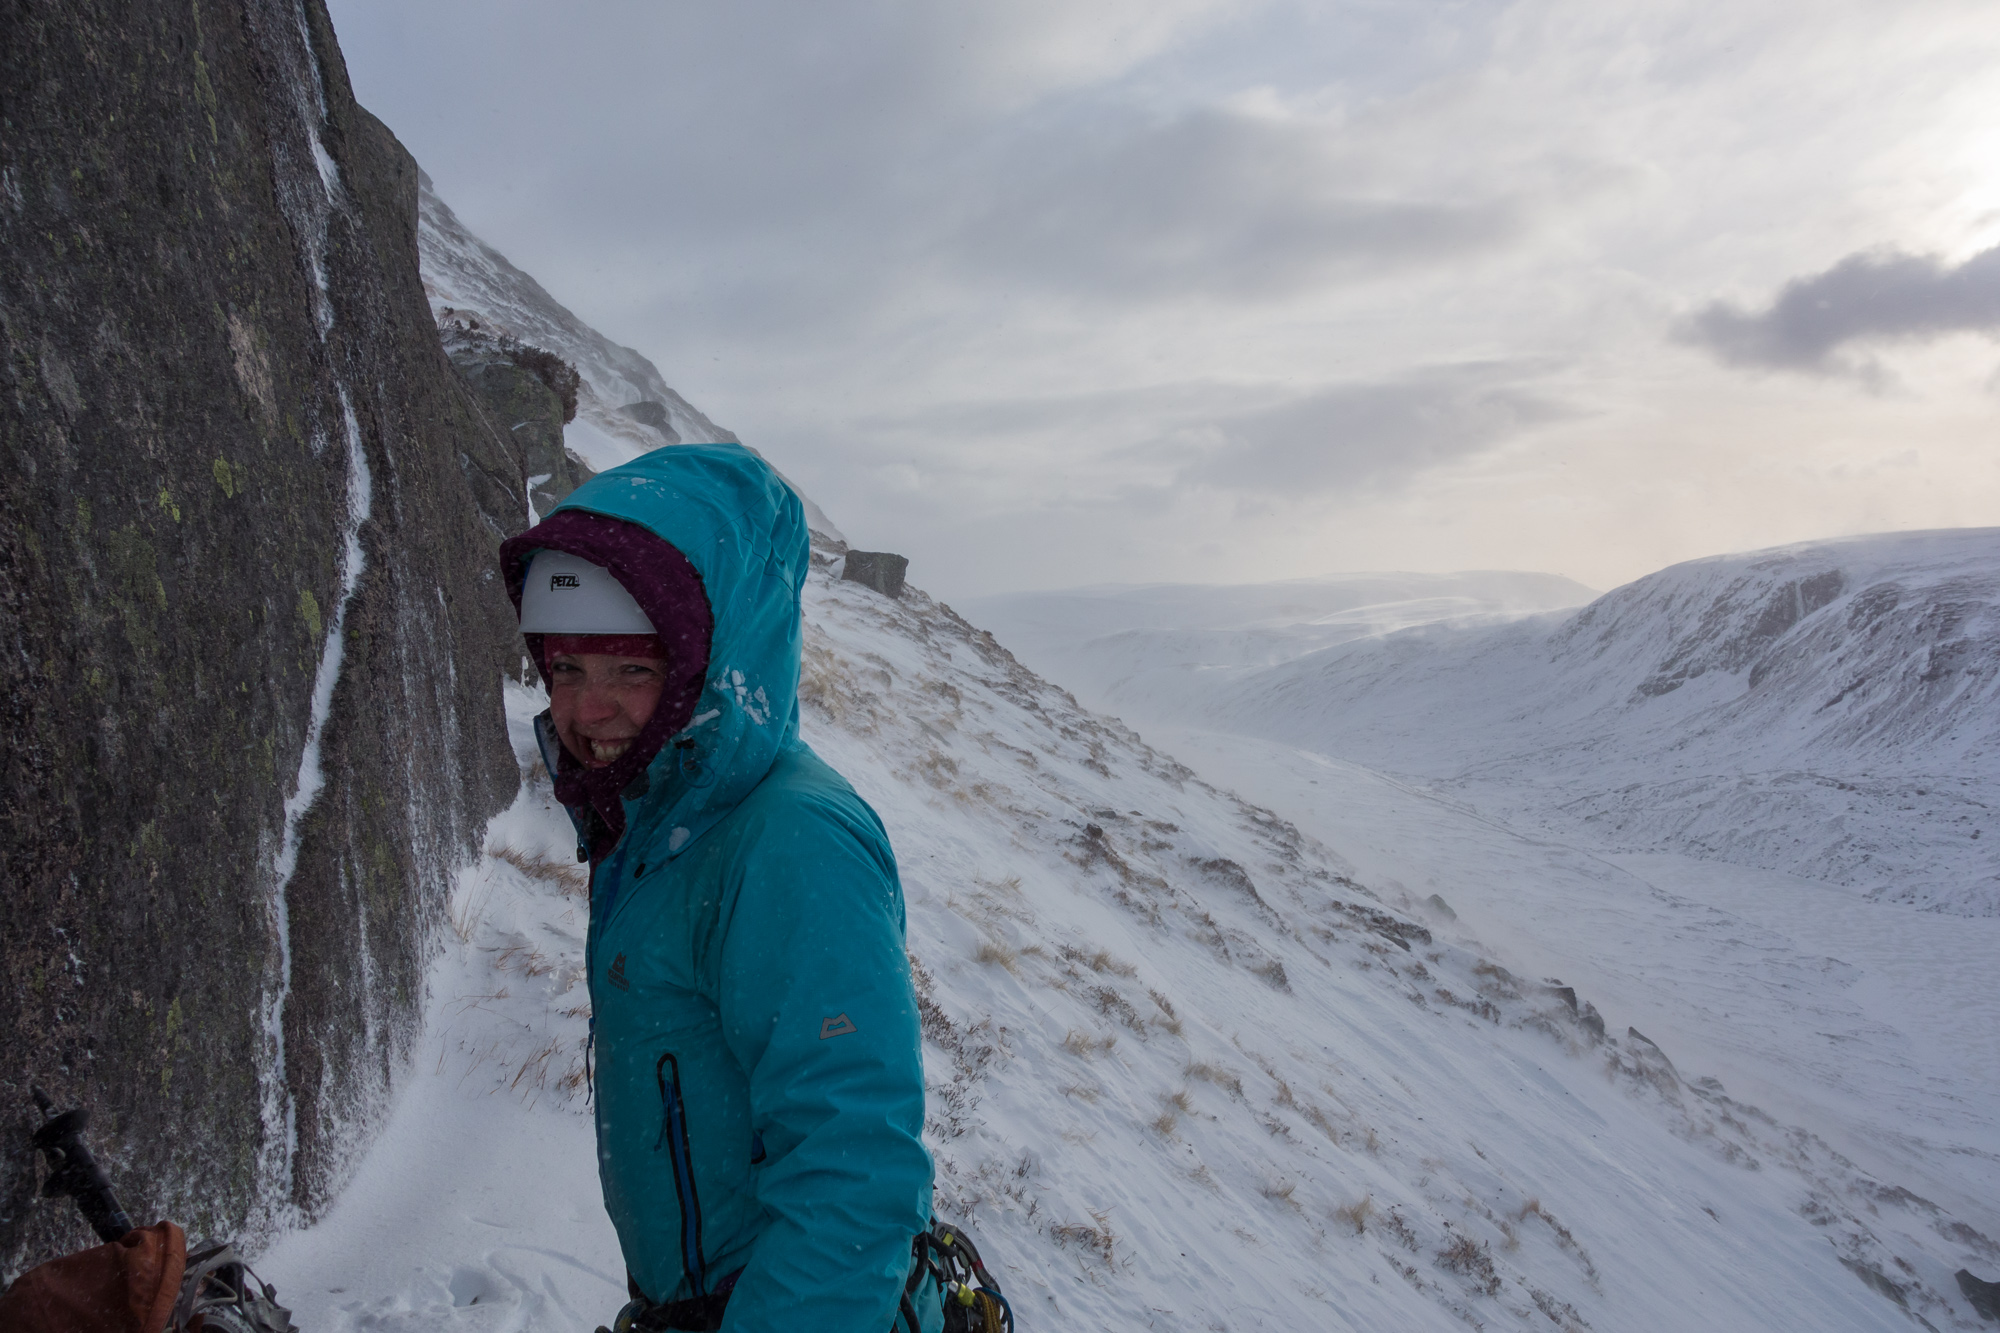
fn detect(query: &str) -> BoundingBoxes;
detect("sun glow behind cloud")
[330,0,2000,597]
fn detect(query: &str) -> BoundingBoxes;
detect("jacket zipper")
[654,1052,709,1298]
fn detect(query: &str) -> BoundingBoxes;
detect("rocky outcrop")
[439,314,592,532]
[0,0,519,1275]
[842,551,910,600]
[617,400,680,444]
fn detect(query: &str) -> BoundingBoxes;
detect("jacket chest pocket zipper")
[655,1052,709,1298]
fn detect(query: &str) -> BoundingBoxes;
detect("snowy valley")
[246,190,2000,1331]
[1192,531,2000,917]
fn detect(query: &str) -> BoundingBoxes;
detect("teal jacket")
[527,444,939,1331]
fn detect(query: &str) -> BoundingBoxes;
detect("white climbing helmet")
[518,550,656,634]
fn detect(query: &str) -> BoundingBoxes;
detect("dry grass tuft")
[1185,1062,1244,1098]
[448,884,490,943]
[1259,1177,1302,1213]
[1333,1193,1374,1235]
[1063,1029,1118,1058]
[1251,959,1290,990]
[1519,1197,1597,1279]
[1147,988,1185,1035]
[1051,1210,1117,1264]
[1382,1208,1419,1252]
[797,640,851,723]
[1436,1232,1501,1296]
[1090,949,1137,977]
[491,843,588,898]
[1151,1110,1180,1137]
[491,943,553,978]
[974,940,1019,973]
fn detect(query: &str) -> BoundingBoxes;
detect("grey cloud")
[1180,368,1569,493]
[1682,244,2000,375]
[950,108,1520,300]
[854,380,1238,441]
[833,367,1568,499]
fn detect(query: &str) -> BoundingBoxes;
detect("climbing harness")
[594,1218,1015,1333]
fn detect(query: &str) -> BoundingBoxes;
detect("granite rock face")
[0,0,518,1274]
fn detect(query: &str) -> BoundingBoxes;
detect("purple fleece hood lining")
[500,510,715,850]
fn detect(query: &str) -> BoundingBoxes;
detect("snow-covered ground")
[1147,727,2000,1252]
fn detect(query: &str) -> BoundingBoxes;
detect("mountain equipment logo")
[608,953,630,991]
[550,573,581,589]
[819,1013,857,1040]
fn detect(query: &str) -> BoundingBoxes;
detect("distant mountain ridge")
[1215,528,2000,913]
[963,570,1597,717]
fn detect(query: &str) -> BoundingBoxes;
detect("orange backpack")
[0,1220,186,1333]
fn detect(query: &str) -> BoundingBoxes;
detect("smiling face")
[547,652,669,768]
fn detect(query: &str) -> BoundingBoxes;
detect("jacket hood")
[507,442,809,861]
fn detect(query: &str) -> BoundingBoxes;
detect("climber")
[498,443,942,1333]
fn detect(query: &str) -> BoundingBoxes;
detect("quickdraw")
[902,1219,1015,1333]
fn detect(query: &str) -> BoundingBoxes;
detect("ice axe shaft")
[30,1086,133,1243]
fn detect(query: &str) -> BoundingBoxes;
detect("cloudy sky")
[328,0,2000,599]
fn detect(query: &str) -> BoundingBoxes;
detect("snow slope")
[416,175,733,468]
[262,541,2000,1332]
[415,177,847,542]
[1193,530,2000,915]
[1148,726,2000,1273]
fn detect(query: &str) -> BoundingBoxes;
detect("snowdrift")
[1209,530,2000,915]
